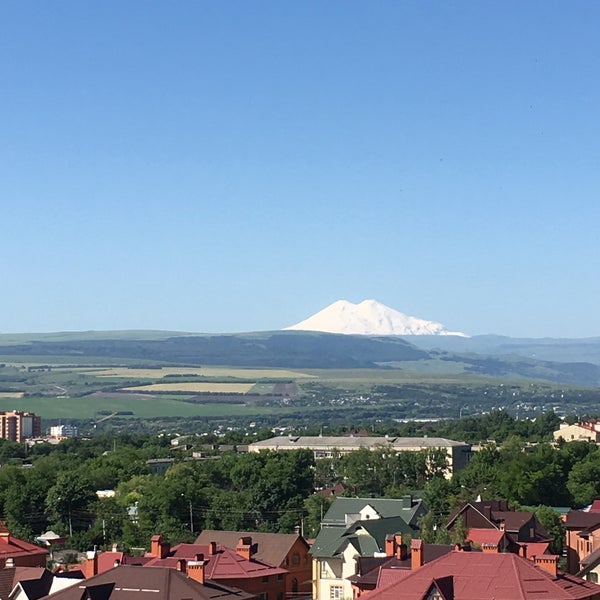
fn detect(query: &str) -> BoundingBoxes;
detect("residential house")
[0,522,48,568]
[86,535,287,600]
[446,500,552,557]
[348,534,452,597]
[37,564,254,600]
[565,506,600,574]
[364,544,600,600]
[195,530,311,599]
[6,567,84,600]
[554,421,600,443]
[310,496,426,600]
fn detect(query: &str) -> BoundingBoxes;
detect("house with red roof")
[446,500,553,559]
[0,522,48,569]
[85,535,287,600]
[365,543,600,600]
[347,534,453,597]
[195,530,311,599]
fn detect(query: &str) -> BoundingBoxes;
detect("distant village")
[2,410,600,600]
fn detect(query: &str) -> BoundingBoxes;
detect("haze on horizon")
[1,2,599,339]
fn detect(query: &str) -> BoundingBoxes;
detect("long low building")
[247,435,471,474]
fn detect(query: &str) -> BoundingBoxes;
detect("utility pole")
[189,500,194,533]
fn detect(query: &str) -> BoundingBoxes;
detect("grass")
[0,395,272,419]
[92,367,313,379]
[122,382,255,393]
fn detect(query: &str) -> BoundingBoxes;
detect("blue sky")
[1,1,599,337]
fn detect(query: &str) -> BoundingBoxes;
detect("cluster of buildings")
[5,430,600,598]
[3,493,600,600]
[0,411,41,443]
[0,411,77,445]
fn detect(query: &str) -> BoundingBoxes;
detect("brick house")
[565,507,600,574]
[195,530,311,599]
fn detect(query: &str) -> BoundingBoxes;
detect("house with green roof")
[310,496,425,600]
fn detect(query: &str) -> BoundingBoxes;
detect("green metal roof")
[310,514,420,558]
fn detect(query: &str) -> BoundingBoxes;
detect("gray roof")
[194,531,308,567]
[248,436,468,451]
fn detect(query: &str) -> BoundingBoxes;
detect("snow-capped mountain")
[284,299,467,337]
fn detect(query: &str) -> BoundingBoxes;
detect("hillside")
[0,330,598,385]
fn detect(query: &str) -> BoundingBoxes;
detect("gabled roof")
[38,565,254,600]
[194,531,308,567]
[366,551,600,600]
[322,496,424,527]
[10,570,53,600]
[311,516,417,558]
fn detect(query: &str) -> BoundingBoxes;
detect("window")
[292,553,300,565]
[330,586,343,600]
[589,573,598,583]
[277,574,284,581]
[262,576,270,583]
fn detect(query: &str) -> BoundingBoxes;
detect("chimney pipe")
[187,560,205,584]
[411,539,423,570]
[85,550,98,578]
[534,555,558,577]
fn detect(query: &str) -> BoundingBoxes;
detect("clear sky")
[1,1,599,338]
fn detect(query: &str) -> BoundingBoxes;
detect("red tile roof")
[366,551,600,600]
[466,528,505,546]
[0,523,48,564]
[144,543,287,580]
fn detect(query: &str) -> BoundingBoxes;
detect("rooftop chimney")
[208,542,217,555]
[237,537,252,561]
[85,550,98,578]
[534,555,558,577]
[394,534,407,560]
[385,534,396,557]
[411,539,423,570]
[176,559,187,573]
[483,505,492,521]
[187,560,206,584]
[519,545,527,559]
[150,534,170,559]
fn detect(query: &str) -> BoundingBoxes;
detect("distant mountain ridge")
[285,299,467,337]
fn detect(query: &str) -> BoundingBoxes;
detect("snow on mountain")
[284,299,468,337]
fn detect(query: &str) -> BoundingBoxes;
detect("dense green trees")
[2,412,600,554]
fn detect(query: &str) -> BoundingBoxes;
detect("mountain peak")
[284,299,467,336]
